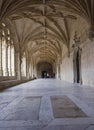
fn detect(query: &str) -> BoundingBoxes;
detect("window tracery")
[0,25,15,77]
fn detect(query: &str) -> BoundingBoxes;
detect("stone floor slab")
[51,96,87,118]
[0,79,94,130]
[4,97,41,120]
[41,125,89,130]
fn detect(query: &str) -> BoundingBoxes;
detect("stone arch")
[36,62,54,78]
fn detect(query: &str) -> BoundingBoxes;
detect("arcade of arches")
[0,0,94,87]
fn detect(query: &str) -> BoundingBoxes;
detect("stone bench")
[0,79,33,90]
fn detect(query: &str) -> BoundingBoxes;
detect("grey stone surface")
[5,97,41,120]
[86,125,94,130]
[51,96,86,118]
[0,79,94,130]
[39,96,54,123]
[41,125,89,130]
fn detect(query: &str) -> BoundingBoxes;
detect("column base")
[5,70,9,76]
[0,69,3,76]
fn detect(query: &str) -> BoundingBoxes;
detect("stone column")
[33,62,37,78]
[9,44,12,76]
[26,59,30,79]
[79,48,82,84]
[56,64,58,79]
[32,62,36,78]
[15,51,22,80]
[0,31,3,76]
[5,41,9,76]
[57,63,61,79]
[29,62,33,79]
[73,49,77,83]
[11,44,15,76]
[14,48,16,77]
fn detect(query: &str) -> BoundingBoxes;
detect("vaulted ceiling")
[0,0,94,65]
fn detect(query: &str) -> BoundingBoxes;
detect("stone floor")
[0,79,94,130]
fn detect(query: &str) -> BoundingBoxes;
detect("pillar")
[0,31,3,76]
[29,63,32,79]
[9,44,12,76]
[57,63,61,79]
[15,51,22,80]
[33,62,37,78]
[11,45,15,76]
[5,42,9,76]
[26,59,30,79]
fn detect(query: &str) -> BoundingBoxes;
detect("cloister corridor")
[1,0,94,130]
[0,79,94,130]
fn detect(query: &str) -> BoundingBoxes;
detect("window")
[0,28,15,77]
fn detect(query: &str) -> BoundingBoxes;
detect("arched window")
[11,45,15,76]
[0,26,15,78]
[8,44,11,76]
[2,31,6,76]
[8,42,15,76]
[0,31,2,76]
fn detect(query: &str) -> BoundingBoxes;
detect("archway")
[42,71,47,78]
[37,62,54,78]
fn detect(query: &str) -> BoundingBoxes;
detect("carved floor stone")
[51,96,87,118]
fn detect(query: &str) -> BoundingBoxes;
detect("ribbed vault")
[0,0,94,67]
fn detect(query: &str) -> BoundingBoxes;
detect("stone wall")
[61,39,94,87]
[61,53,73,83]
[60,17,94,87]
[81,39,94,87]
[0,76,16,81]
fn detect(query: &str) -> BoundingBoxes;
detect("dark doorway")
[73,48,82,84]
[76,51,80,83]
[37,62,53,78]
[42,71,47,78]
